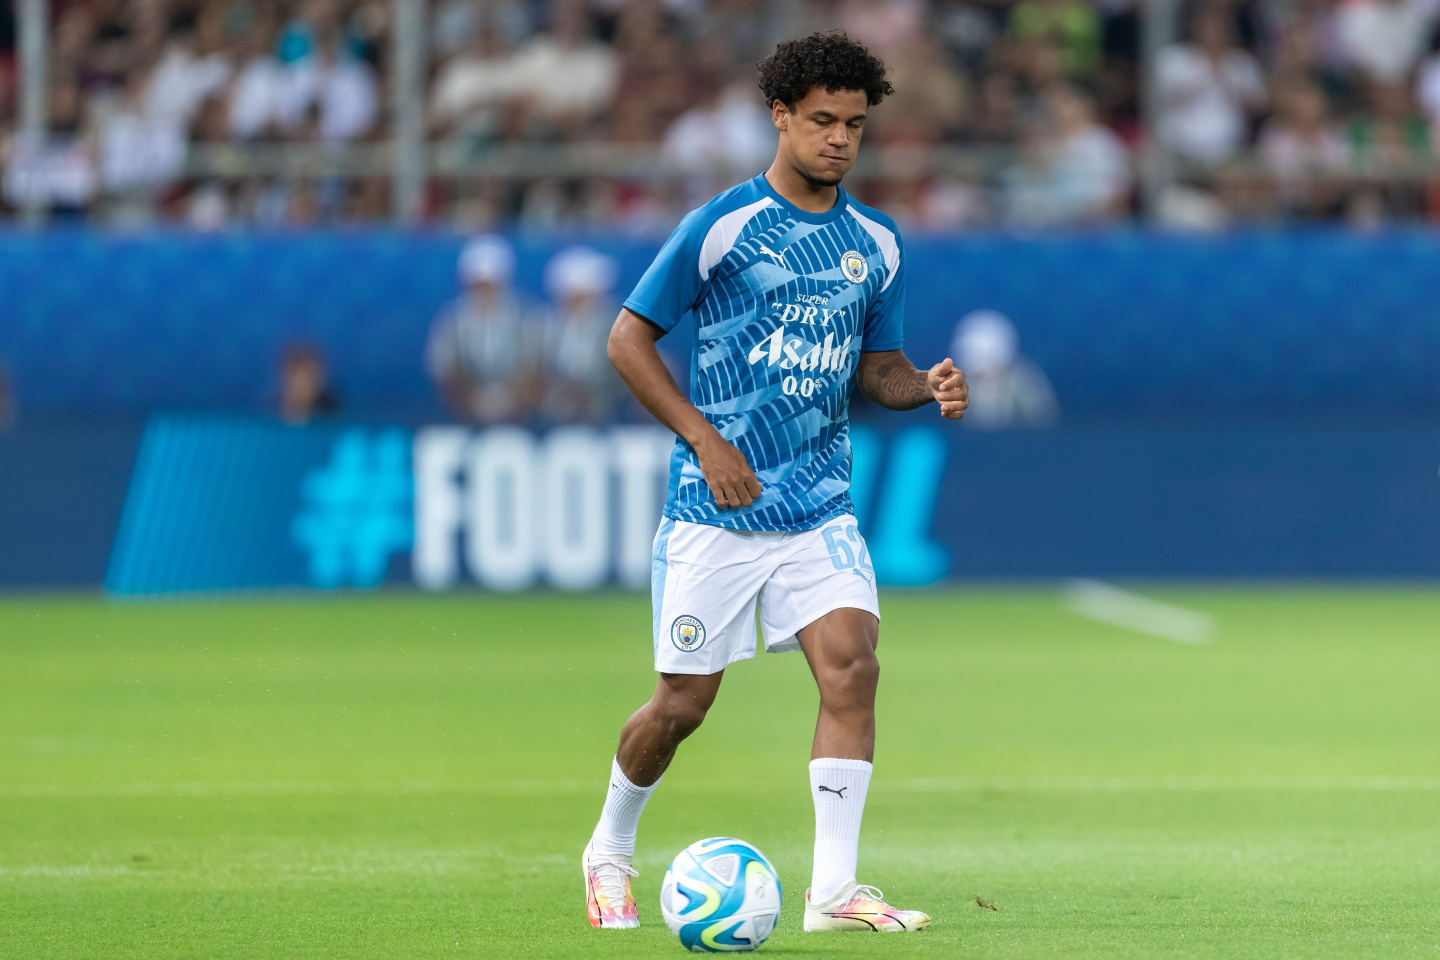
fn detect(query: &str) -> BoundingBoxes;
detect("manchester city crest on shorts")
[840,250,868,284]
[671,615,706,653]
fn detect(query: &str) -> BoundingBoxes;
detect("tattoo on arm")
[860,351,933,411]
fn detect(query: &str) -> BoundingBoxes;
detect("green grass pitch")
[2,588,1439,958]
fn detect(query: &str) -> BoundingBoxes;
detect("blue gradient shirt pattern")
[623,175,906,531]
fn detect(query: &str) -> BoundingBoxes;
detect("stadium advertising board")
[7,232,1440,423]
[4,415,1439,591]
[413,423,951,592]
[102,415,954,596]
[0,415,1424,593]
[411,426,675,592]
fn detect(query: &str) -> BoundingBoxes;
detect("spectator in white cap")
[951,309,1057,429]
[539,245,623,423]
[425,235,541,424]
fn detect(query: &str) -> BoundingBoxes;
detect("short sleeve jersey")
[624,174,906,531]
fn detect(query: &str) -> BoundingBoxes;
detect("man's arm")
[857,349,969,420]
[607,307,763,509]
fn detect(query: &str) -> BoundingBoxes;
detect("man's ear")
[771,100,789,132]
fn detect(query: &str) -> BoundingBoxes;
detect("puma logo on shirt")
[756,243,788,266]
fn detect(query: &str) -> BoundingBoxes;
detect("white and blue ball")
[660,837,781,952]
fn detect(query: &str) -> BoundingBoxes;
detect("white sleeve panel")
[844,205,901,292]
[697,197,776,281]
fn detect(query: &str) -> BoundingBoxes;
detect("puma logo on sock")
[818,785,847,798]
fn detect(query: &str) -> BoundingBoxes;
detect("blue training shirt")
[624,174,906,532]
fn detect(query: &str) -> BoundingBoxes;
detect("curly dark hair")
[757,31,894,110]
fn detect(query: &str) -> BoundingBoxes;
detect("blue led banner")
[105,417,376,593]
[6,231,1440,421]
[95,414,1440,596]
[102,415,962,595]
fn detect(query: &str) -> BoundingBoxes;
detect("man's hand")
[858,350,967,416]
[928,358,969,420]
[695,434,763,509]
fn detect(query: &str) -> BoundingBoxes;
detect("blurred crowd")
[424,236,628,425]
[1155,0,1440,225]
[0,0,1437,227]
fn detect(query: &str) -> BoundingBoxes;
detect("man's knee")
[652,691,712,741]
[821,650,880,707]
[845,650,881,694]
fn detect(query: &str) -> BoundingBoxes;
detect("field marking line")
[885,775,1440,792]
[6,776,1440,798]
[0,780,595,799]
[1063,579,1215,644]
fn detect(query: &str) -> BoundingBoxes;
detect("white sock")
[590,757,661,858]
[809,757,873,903]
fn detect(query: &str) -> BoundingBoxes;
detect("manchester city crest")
[840,250,868,284]
[671,615,706,652]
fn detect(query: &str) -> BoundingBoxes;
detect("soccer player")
[583,31,968,934]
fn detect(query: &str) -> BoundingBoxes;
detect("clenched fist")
[927,358,969,420]
[694,434,763,509]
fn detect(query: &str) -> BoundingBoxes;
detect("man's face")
[1195,15,1229,54]
[563,291,598,315]
[467,279,502,302]
[773,86,870,186]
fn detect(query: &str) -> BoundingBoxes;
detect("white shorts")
[651,515,881,675]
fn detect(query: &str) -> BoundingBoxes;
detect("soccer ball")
[660,837,782,952]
